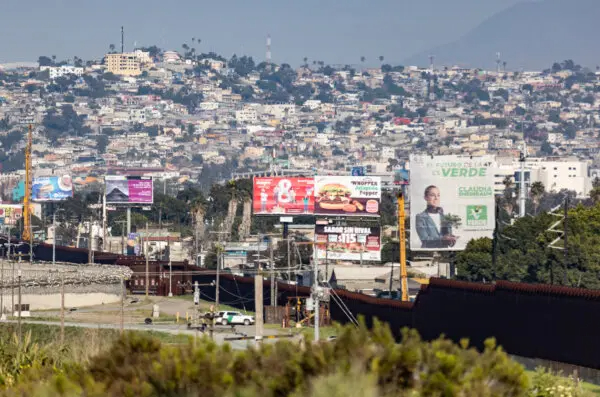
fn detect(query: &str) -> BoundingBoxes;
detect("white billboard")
[409,155,496,251]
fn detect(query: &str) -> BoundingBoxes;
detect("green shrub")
[1,318,594,397]
[529,367,587,397]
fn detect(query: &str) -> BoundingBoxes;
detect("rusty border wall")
[192,273,600,370]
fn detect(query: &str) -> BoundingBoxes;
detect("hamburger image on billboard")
[314,176,381,217]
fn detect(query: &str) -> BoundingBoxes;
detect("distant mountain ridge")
[404,0,600,70]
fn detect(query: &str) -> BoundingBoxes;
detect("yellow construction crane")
[397,191,408,302]
[22,124,33,242]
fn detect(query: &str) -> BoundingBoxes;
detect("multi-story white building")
[235,109,258,124]
[129,108,146,124]
[40,65,84,79]
[495,156,591,198]
[261,104,296,119]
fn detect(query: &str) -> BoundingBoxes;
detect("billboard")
[409,155,496,251]
[126,233,141,256]
[0,205,22,226]
[105,176,153,204]
[315,225,381,261]
[314,176,381,217]
[31,176,73,201]
[253,177,315,215]
[394,168,410,185]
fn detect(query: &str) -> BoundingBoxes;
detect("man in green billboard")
[415,185,458,249]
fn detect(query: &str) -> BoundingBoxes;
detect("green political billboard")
[409,155,496,251]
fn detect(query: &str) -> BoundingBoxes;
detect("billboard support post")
[126,207,131,235]
[313,240,319,342]
[359,243,363,266]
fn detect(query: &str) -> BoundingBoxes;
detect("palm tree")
[503,61,507,72]
[303,57,308,67]
[109,44,115,53]
[530,181,545,214]
[378,55,384,63]
[502,176,516,215]
[360,56,366,64]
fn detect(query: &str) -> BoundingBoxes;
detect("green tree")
[530,181,545,215]
[96,134,109,154]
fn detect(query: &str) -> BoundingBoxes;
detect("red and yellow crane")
[22,124,32,242]
[398,191,408,302]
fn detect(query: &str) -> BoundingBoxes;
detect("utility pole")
[215,249,221,308]
[60,271,65,345]
[52,211,57,265]
[564,195,569,286]
[287,237,292,283]
[168,257,173,297]
[88,217,93,264]
[0,254,3,320]
[312,240,319,342]
[11,260,14,318]
[388,261,394,294]
[17,269,21,345]
[120,277,125,335]
[145,223,149,297]
[270,239,275,307]
[254,274,264,345]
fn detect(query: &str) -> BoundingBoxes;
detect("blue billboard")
[31,176,74,201]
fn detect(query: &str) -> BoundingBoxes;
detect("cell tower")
[265,34,272,72]
[429,55,435,71]
[121,26,125,53]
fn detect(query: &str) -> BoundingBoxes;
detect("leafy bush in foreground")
[0,319,592,397]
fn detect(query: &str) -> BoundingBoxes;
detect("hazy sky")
[0,0,523,66]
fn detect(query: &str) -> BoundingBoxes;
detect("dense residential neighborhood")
[1,50,599,195]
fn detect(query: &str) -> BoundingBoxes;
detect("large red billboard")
[253,177,315,215]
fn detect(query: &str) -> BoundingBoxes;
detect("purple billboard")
[105,176,153,204]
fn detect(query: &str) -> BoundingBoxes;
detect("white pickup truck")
[215,311,255,326]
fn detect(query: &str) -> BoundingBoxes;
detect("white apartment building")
[129,109,146,124]
[40,65,84,79]
[235,109,258,124]
[199,102,219,111]
[163,51,180,64]
[261,104,296,119]
[495,156,590,198]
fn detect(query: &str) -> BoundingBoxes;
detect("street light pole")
[52,209,63,266]
[168,257,173,297]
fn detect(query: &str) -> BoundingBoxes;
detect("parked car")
[215,311,255,326]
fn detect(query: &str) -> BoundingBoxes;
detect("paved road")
[3,319,298,350]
